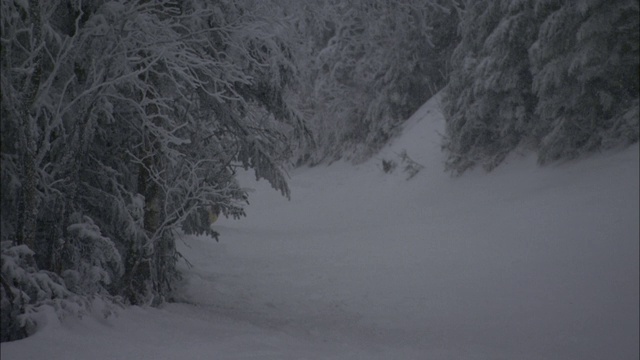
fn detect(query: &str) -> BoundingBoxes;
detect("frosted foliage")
[1,0,306,335]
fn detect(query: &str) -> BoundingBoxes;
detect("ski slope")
[2,94,638,359]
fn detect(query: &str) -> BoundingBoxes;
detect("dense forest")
[444,0,639,173]
[1,0,637,341]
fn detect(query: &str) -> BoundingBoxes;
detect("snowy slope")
[2,94,638,360]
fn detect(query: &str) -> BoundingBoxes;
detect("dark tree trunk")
[18,0,43,251]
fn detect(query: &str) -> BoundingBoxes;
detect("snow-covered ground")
[2,95,638,359]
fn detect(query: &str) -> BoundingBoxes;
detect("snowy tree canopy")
[1,0,306,339]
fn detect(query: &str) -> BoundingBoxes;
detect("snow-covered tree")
[442,0,639,173]
[1,0,305,338]
[530,0,639,163]
[443,0,540,173]
[288,0,458,163]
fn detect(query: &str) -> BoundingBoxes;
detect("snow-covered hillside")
[2,95,638,359]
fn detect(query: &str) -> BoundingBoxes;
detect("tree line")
[443,0,639,173]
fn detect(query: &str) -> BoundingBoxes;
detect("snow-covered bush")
[1,240,122,341]
[1,242,70,341]
[62,214,123,295]
[380,150,425,180]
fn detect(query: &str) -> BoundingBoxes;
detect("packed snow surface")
[2,95,638,359]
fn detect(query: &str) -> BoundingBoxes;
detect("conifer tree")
[443,0,540,173]
[530,0,639,162]
[442,0,639,173]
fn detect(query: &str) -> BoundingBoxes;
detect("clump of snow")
[2,94,638,359]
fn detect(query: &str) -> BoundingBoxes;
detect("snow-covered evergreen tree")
[443,0,540,173]
[530,0,639,163]
[442,0,639,173]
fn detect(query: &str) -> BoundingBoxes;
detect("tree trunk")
[18,0,43,251]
